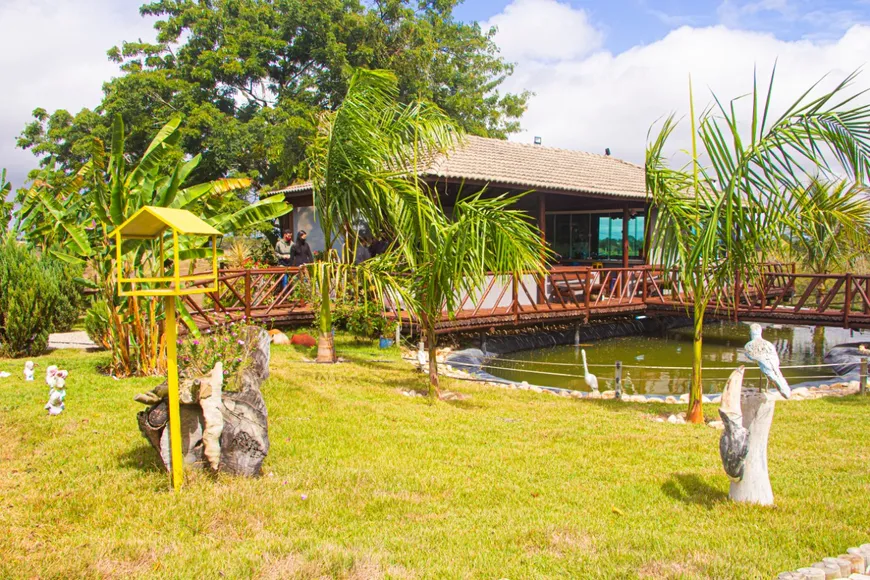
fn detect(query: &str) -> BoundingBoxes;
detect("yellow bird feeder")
[109,206,223,491]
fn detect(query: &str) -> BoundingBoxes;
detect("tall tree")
[646,70,870,423]
[18,0,527,189]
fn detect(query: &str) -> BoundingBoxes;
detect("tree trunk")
[426,323,440,398]
[687,302,705,423]
[316,272,335,363]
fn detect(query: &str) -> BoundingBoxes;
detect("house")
[272,135,650,268]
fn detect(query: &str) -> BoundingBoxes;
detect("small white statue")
[45,365,58,392]
[45,374,66,416]
[24,361,35,381]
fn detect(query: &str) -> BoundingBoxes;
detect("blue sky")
[455,0,870,52]
[1,0,869,187]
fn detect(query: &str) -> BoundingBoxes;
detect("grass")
[0,332,868,579]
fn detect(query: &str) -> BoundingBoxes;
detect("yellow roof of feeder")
[109,206,222,239]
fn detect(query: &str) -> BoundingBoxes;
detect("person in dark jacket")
[290,230,314,266]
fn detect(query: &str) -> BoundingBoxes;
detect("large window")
[545,212,645,261]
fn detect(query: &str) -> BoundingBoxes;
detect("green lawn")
[1,333,868,579]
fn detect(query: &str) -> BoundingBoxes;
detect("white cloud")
[489,0,870,168]
[483,0,603,63]
[0,0,156,189]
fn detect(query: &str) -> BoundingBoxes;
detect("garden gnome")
[45,365,58,392]
[45,374,66,416]
[24,361,35,381]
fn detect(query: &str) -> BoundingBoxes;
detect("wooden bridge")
[182,264,870,334]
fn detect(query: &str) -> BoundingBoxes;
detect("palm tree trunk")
[422,315,440,398]
[687,301,705,424]
[316,275,335,363]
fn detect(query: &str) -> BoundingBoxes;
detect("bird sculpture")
[718,366,749,481]
[744,323,790,399]
[45,365,58,394]
[581,349,599,392]
[23,361,35,381]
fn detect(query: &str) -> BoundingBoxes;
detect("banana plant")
[16,115,291,376]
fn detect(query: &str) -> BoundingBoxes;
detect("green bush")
[0,239,85,357]
[84,299,112,349]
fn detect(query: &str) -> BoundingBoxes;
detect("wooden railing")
[182,263,870,332]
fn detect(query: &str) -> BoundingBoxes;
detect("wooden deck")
[183,264,870,334]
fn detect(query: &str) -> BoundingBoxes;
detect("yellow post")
[164,295,184,491]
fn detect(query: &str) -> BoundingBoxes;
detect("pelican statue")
[744,323,790,399]
[719,366,749,481]
[581,349,599,392]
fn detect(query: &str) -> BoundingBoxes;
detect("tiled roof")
[269,135,646,199]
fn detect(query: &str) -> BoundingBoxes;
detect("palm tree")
[16,115,291,376]
[306,68,457,362]
[785,179,870,277]
[647,70,870,423]
[388,184,549,396]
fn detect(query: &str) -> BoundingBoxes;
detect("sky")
[2,0,870,190]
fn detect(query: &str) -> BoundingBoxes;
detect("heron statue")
[581,349,599,392]
[744,323,791,399]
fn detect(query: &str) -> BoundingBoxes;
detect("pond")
[482,322,870,395]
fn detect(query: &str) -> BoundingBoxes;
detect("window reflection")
[544,212,645,262]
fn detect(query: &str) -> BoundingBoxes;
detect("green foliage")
[0,238,83,357]
[17,1,526,190]
[331,296,397,342]
[15,115,291,376]
[646,69,870,418]
[177,323,260,391]
[84,299,112,350]
[784,179,870,275]
[0,169,12,226]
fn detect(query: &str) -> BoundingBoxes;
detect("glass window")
[546,212,645,262]
[569,214,590,259]
[553,215,571,260]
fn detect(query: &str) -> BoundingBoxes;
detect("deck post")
[844,273,852,329]
[244,270,252,320]
[642,268,648,303]
[615,361,623,400]
[538,193,547,304]
[512,274,520,323]
[584,269,591,322]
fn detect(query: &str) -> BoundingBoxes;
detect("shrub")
[177,322,262,391]
[0,239,84,357]
[84,300,112,349]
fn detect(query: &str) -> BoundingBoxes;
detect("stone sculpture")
[744,323,791,398]
[134,327,271,477]
[718,365,776,505]
[24,361,34,381]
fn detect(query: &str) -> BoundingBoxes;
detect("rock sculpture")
[718,365,776,505]
[24,361,34,381]
[135,327,271,477]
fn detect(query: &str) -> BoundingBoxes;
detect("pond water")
[482,322,870,395]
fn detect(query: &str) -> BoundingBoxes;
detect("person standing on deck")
[290,230,314,267]
[275,230,294,288]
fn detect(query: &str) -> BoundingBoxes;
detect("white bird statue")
[581,349,599,392]
[24,361,35,381]
[744,323,790,399]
